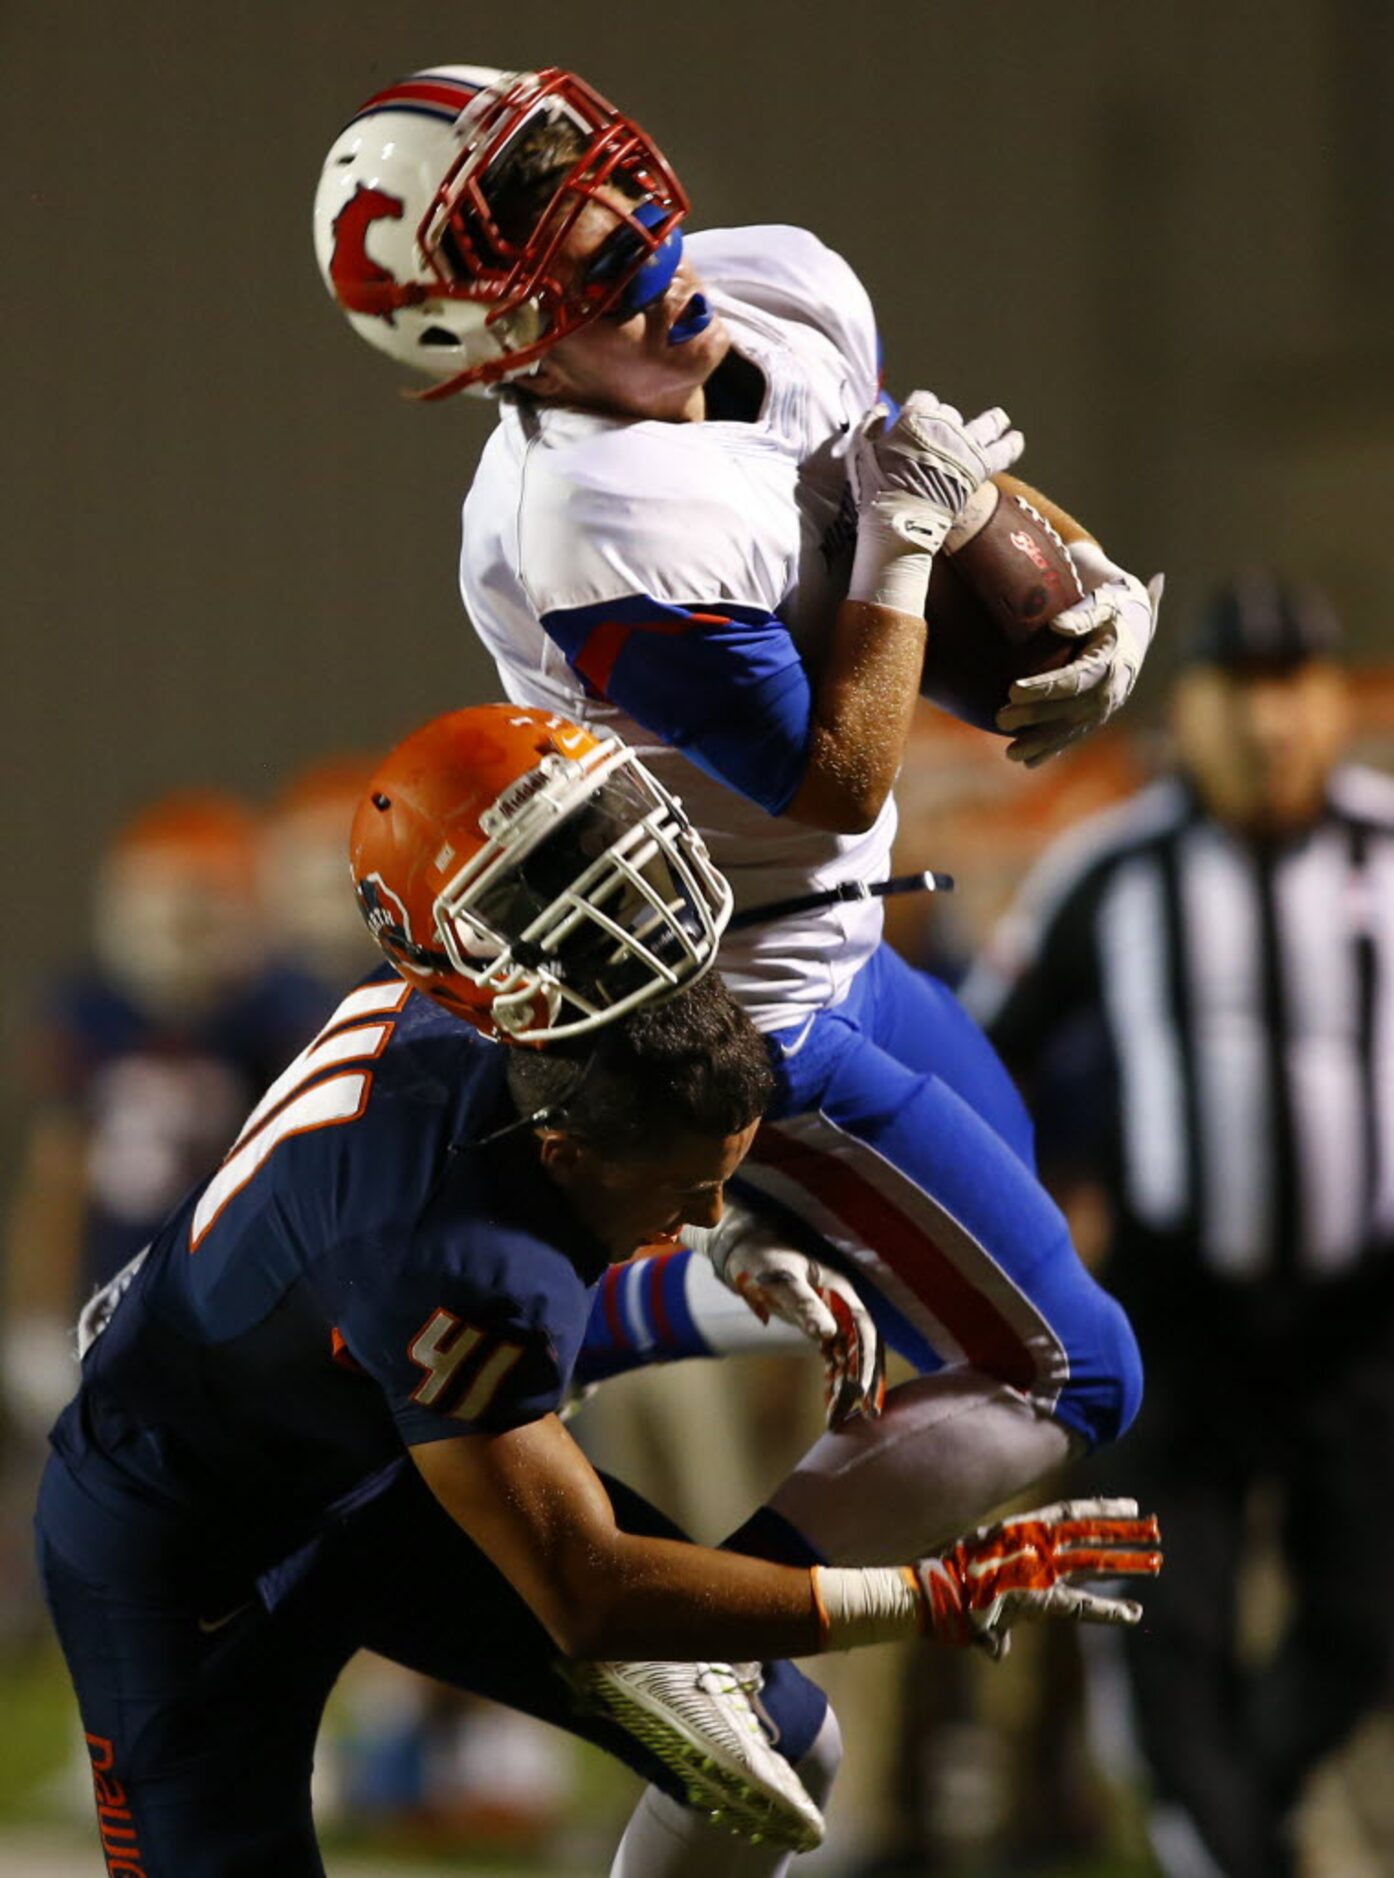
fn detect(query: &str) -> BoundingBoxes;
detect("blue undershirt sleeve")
[540,595,813,816]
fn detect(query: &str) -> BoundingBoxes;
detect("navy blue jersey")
[50,968,610,1585]
[29,964,332,1287]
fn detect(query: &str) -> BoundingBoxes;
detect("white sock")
[765,1368,1077,1564]
[608,1706,842,1878]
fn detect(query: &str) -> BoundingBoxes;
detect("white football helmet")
[313,65,690,399]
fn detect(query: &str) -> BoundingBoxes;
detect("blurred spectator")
[258,756,379,996]
[3,789,327,1442]
[964,575,1394,1878]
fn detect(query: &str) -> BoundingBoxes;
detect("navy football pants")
[37,1457,827,1877]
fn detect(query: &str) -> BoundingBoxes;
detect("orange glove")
[916,1497,1163,1660]
[710,1224,885,1429]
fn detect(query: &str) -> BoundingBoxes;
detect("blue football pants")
[738,944,1141,1450]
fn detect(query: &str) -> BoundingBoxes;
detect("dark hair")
[505,972,774,1158]
[486,116,592,247]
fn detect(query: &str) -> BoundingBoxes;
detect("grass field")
[0,1636,1170,1876]
[0,1639,624,1876]
[0,1663,1166,1875]
[14,1619,1394,1876]
[0,1830,534,1877]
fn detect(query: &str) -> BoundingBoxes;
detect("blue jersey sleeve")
[334,1266,566,1448]
[320,1120,593,1448]
[541,595,813,816]
[326,1169,575,1446]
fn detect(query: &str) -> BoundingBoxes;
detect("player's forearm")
[414,1430,1159,1663]
[785,397,1031,832]
[574,1503,1162,1663]
[554,1530,823,1661]
[783,599,924,833]
[415,1422,821,1661]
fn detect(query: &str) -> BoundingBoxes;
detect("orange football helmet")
[350,705,732,1042]
[95,791,261,1018]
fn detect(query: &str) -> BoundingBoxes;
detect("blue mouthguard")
[666,291,712,345]
[585,199,684,317]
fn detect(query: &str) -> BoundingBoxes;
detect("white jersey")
[460,224,894,1032]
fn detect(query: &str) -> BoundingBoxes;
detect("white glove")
[996,541,1164,766]
[699,1211,885,1429]
[848,393,1024,614]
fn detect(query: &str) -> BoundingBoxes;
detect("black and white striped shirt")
[964,767,1394,1280]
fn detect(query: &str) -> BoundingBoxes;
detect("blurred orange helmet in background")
[96,791,261,1018]
[261,754,379,990]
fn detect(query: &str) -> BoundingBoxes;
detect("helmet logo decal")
[330,184,422,321]
[356,873,450,974]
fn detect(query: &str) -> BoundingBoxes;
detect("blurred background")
[5,1,1394,1872]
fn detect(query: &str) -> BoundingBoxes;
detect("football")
[922,478,1088,733]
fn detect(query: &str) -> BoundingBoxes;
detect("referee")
[963,577,1394,1878]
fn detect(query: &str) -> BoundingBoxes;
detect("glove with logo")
[811,1497,1162,1659]
[916,1497,1163,1659]
[848,392,1025,614]
[996,541,1164,765]
[699,1210,885,1429]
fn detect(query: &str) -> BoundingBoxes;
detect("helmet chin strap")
[469,1048,599,1148]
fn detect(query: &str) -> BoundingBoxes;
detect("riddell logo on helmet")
[330,184,419,320]
[485,762,563,832]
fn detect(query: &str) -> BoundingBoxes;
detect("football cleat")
[568,1658,825,1851]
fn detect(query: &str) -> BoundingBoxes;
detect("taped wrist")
[687,1208,746,1284]
[810,1564,928,1650]
[847,495,945,614]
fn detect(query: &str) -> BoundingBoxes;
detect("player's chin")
[693,314,731,375]
[630,1223,683,1255]
[663,310,728,379]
